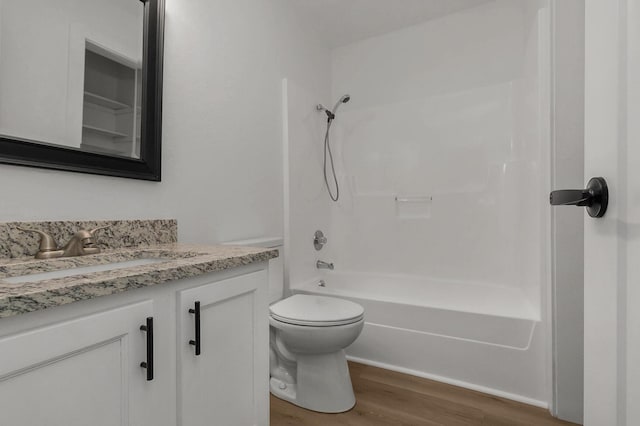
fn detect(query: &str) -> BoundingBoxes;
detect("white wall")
[0,0,142,147]
[0,0,331,246]
[328,0,548,310]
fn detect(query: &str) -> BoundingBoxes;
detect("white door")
[581,0,640,424]
[177,270,269,426]
[0,301,157,426]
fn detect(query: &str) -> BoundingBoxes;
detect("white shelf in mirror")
[81,47,141,158]
[83,91,131,111]
[82,124,129,139]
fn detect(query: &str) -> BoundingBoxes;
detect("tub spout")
[316,260,334,270]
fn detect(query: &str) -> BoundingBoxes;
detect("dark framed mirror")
[0,0,164,181]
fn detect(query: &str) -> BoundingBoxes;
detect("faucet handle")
[16,227,58,252]
[314,230,328,251]
[88,225,110,235]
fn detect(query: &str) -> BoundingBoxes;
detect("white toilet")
[222,237,365,413]
[269,294,364,413]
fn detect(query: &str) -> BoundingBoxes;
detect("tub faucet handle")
[314,230,327,251]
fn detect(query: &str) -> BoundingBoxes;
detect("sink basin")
[3,258,166,284]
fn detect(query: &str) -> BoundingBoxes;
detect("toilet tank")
[222,237,283,304]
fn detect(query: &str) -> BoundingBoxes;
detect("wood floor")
[270,362,579,426]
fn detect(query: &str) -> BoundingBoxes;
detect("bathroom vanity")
[0,220,275,426]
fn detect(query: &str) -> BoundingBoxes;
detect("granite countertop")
[0,244,278,319]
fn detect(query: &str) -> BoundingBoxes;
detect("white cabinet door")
[178,270,269,426]
[0,301,159,426]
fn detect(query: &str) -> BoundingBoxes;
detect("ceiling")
[287,0,496,48]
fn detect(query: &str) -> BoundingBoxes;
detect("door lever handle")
[549,189,591,206]
[550,177,608,218]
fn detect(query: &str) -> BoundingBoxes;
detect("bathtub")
[292,271,547,407]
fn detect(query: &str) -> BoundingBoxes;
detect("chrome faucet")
[316,260,334,270]
[313,230,328,251]
[17,226,109,259]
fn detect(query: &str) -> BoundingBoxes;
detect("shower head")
[332,94,351,116]
[317,94,351,122]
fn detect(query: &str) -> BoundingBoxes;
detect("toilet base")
[270,349,356,413]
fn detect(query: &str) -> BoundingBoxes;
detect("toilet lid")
[270,294,364,326]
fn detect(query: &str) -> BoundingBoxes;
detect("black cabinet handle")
[189,301,201,356]
[140,317,154,381]
[550,177,608,218]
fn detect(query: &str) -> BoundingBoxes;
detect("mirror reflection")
[0,0,144,158]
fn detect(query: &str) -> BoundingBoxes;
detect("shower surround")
[284,0,551,407]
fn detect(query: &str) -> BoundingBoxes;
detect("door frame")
[583,0,639,424]
[548,0,586,423]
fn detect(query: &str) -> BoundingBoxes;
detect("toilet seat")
[270,294,364,327]
[270,314,363,327]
